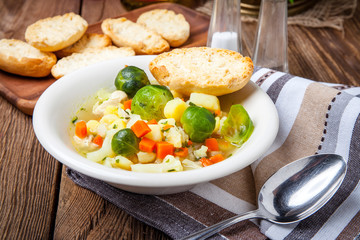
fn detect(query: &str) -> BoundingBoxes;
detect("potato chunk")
[112,156,134,170]
[164,98,188,122]
[137,151,157,163]
[144,124,163,142]
[189,93,220,112]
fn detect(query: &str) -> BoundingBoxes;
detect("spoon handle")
[181,209,260,240]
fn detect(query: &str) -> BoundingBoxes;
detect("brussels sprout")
[221,104,254,147]
[180,105,216,142]
[131,85,174,121]
[114,66,150,97]
[111,128,139,157]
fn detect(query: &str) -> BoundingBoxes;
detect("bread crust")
[149,47,254,96]
[25,12,88,52]
[101,17,169,55]
[0,39,57,77]
[55,33,112,58]
[51,46,135,79]
[137,9,190,47]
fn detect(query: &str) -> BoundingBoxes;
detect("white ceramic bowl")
[33,55,279,195]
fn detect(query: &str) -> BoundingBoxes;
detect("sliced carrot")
[75,121,87,138]
[139,137,156,153]
[174,147,188,157]
[200,158,214,167]
[162,124,173,131]
[205,138,219,151]
[209,154,225,163]
[131,120,152,138]
[215,109,221,116]
[187,140,193,146]
[156,142,174,159]
[93,135,103,147]
[124,99,132,110]
[147,119,158,125]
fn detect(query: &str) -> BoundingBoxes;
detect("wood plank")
[81,0,128,24]
[54,168,170,239]
[0,97,62,239]
[0,0,81,40]
[293,5,360,86]
[287,21,360,86]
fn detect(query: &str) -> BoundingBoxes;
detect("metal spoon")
[182,154,347,240]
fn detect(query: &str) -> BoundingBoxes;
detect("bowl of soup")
[33,55,278,195]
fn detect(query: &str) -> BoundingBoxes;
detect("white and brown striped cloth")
[67,67,360,240]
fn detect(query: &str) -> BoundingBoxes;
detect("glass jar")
[120,0,204,10]
[252,0,288,72]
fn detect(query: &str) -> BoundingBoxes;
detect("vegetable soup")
[70,66,254,173]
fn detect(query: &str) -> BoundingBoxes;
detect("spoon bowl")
[182,153,347,240]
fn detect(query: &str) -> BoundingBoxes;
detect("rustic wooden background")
[0,0,359,239]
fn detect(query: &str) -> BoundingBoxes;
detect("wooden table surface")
[1,0,359,239]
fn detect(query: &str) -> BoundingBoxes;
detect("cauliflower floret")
[118,108,130,120]
[109,119,126,131]
[182,159,203,171]
[73,135,98,152]
[158,118,176,127]
[217,116,227,135]
[99,114,127,131]
[100,114,120,127]
[93,90,127,116]
[163,126,183,148]
[131,155,183,173]
[163,125,189,148]
[162,155,183,172]
[194,145,208,159]
[104,105,120,115]
[186,146,196,161]
[96,123,107,138]
[126,114,142,128]
[178,127,189,145]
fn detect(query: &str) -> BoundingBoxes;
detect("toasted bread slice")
[55,33,112,58]
[51,46,135,79]
[137,9,190,47]
[25,12,88,52]
[101,17,169,55]
[0,39,57,77]
[149,47,254,96]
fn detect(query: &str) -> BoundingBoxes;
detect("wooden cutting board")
[0,3,210,115]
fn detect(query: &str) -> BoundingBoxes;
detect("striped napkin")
[67,67,360,240]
